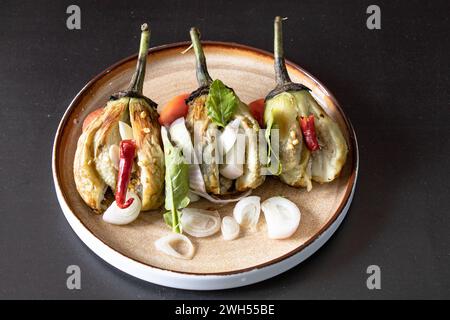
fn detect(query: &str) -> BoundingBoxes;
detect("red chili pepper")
[115,139,136,209]
[300,115,320,151]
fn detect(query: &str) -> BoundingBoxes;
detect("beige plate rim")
[52,41,359,276]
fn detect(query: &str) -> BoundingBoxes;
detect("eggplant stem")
[128,23,150,94]
[274,16,291,85]
[190,27,213,87]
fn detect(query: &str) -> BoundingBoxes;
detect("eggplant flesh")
[264,92,312,190]
[93,98,128,191]
[74,97,165,211]
[129,97,165,210]
[185,94,221,194]
[233,101,265,191]
[73,24,165,212]
[292,90,348,183]
[184,27,265,195]
[74,108,109,211]
[185,95,265,195]
[265,90,348,187]
[263,16,348,190]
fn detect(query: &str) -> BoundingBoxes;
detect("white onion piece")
[220,163,243,179]
[221,216,240,240]
[102,191,141,225]
[219,118,241,154]
[188,164,206,193]
[119,121,134,140]
[188,191,200,203]
[261,197,301,239]
[169,118,194,159]
[233,196,261,230]
[169,117,206,193]
[180,208,221,237]
[220,143,244,179]
[154,233,195,260]
[191,189,252,204]
[108,144,120,170]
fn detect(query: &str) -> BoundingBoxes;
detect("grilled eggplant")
[74,24,164,212]
[184,27,265,195]
[264,16,348,189]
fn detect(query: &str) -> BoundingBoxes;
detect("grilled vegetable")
[74,23,164,212]
[265,92,310,189]
[184,27,265,195]
[82,107,104,132]
[264,17,348,189]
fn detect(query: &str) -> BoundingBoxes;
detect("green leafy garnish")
[265,115,282,175]
[206,79,238,127]
[161,128,190,233]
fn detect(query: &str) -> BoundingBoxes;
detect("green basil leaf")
[206,79,238,127]
[161,128,190,233]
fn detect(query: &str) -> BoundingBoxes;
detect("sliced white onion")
[233,196,261,230]
[102,191,141,225]
[219,118,241,154]
[180,208,221,238]
[119,121,134,140]
[221,216,240,240]
[220,164,243,179]
[188,191,200,203]
[109,144,120,170]
[220,142,244,179]
[188,165,206,193]
[261,196,301,239]
[169,117,206,193]
[154,233,195,260]
[169,117,195,162]
[191,189,252,204]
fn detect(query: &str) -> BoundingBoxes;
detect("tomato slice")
[248,98,265,127]
[158,93,190,126]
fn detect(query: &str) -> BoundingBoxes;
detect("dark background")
[0,0,449,299]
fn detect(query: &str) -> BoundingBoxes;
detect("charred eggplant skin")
[74,23,165,211]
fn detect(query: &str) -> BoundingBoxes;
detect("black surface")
[0,0,449,299]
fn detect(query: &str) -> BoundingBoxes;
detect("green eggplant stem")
[128,23,150,94]
[190,27,213,87]
[274,16,291,85]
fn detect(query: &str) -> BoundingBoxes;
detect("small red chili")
[115,139,136,209]
[300,115,320,151]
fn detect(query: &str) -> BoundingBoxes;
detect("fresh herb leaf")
[265,115,282,175]
[206,79,238,127]
[161,127,190,233]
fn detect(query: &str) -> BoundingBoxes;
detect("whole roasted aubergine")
[73,24,164,212]
[264,17,348,191]
[184,27,265,195]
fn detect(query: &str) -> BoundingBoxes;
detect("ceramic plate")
[52,41,358,290]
